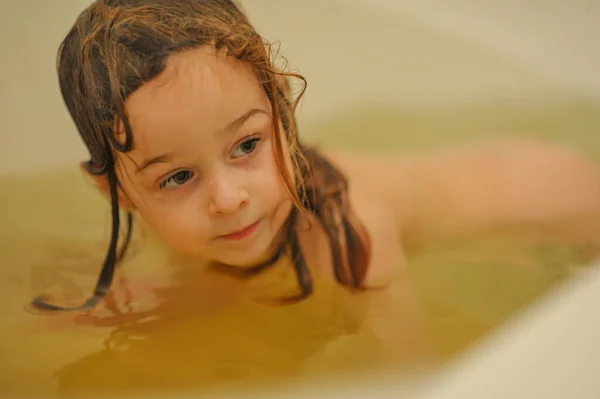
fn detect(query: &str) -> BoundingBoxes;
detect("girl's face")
[113,46,293,267]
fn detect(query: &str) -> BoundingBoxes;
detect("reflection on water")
[1,101,599,398]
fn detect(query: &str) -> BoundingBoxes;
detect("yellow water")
[1,100,600,398]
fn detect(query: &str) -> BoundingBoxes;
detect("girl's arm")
[389,139,600,250]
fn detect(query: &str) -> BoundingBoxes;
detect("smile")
[219,220,261,241]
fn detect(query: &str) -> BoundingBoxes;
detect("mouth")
[219,220,261,241]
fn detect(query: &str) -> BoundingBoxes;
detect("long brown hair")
[33,0,371,311]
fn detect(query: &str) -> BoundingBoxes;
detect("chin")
[210,201,292,268]
[212,224,281,268]
[213,244,273,268]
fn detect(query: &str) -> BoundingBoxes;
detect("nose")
[207,178,249,216]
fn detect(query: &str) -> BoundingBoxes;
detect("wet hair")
[33,0,371,311]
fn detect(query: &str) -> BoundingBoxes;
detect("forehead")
[122,46,268,152]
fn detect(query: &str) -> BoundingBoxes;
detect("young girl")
[35,0,600,324]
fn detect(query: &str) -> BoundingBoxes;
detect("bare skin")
[298,140,600,365]
[328,139,600,280]
[85,46,600,363]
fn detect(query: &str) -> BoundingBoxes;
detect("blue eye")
[231,137,260,158]
[160,170,194,190]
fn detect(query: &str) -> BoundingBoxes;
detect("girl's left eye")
[231,137,260,159]
[159,170,194,190]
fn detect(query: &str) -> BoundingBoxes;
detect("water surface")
[1,100,599,398]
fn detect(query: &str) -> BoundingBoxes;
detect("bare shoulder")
[322,148,414,233]
[321,148,409,207]
[321,149,409,284]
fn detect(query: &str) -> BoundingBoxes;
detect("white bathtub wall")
[343,0,600,99]
[243,0,599,119]
[414,264,600,399]
[2,0,598,176]
[0,0,94,176]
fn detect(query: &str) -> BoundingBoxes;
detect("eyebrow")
[136,153,174,174]
[135,108,269,174]
[223,107,270,133]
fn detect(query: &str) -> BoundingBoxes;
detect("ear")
[80,162,135,210]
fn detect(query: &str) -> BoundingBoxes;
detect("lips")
[219,220,261,241]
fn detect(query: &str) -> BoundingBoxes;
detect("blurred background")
[2,0,599,174]
[1,0,600,398]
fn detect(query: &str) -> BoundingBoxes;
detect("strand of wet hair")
[279,208,313,302]
[274,79,314,300]
[272,70,369,290]
[299,146,369,289]
[212,76,367,299]
[31,150,132,311]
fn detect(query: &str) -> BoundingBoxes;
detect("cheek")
[115,164,213,256]
[252,146,291,204]
[137,196,213,255]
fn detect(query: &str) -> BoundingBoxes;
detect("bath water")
[1,100,599,398]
